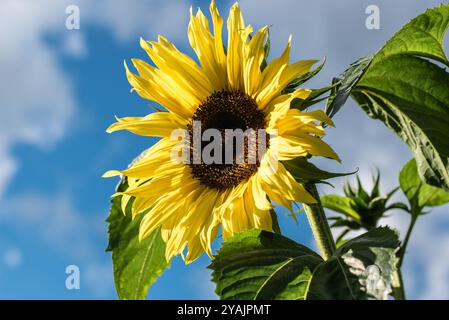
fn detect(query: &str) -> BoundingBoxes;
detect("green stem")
[394,205,420,300]
[336,228,350,244]
[303,184,336,260]
[393,269,406,300]
[398,213,418,267]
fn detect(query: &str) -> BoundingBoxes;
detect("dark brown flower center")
[187,91,267,190]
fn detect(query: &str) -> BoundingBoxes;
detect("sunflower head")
[104,0,339,264]
[187,90,268,189]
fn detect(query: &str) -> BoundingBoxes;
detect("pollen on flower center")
[187,91,268,190]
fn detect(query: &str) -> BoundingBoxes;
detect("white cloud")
[84,262,115,298]
[402,207,449,299]
[3,248,23,268]
[0,192,97,260]
[0,190,116,297]
[62,32,88,58]
[0,0,189,298]
[0,0,189,199]
[80,0,190,43]
[0,145,17,197]
[0,0,75,197]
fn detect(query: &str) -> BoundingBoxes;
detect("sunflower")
[104,0,339,263]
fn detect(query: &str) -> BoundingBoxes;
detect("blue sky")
[0,0,448,299]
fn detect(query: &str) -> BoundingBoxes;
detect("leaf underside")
[352,5,449,191]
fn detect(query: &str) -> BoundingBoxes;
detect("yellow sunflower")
[104,0,339,263]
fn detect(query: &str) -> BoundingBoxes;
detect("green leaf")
[283,59,326,94]
[308,227,400,300]
[270,209,281,234]
[320,194,361,221]
[210,229,323,300]
[289,80,340,112]
[283,157,354,184]
[386,202,410,212]
[211,228,399,300]
[325,56,373,118]
[329,217,361,229]
[351,5,449,191]
[399,158,449,209]
[261,30,270,71]
[370,170,381,199]
[370,5,449,67]
[290,95,329,111]
[107,178,168,300]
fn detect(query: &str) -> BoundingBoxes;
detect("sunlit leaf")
[399,158,449,210]
[321,195,361,221]
[283,158,354,184]
[107,178,168,300]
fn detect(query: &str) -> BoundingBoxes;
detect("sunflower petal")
[227,2,252,91]
[279,134,340,161]
[250,173,272,210]
[286,109,335,127]
[139,181,202,241]
[185,236,204,264]
[188,6,227,89]
[107,112,185,137]
[210,0,227,74]
[124,61,194,120]
[244,180,272,231]
[243,26,269,96]
[265,89,311,128]
[259,153,316,204]
[278,59,318,91]
[256,36,291,108]
[140,36,212,103]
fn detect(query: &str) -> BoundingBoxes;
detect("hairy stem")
[303,184,336,260]
[394,205,420,300]
[393,269,406,300]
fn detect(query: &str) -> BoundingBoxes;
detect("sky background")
[0,0,448,299]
